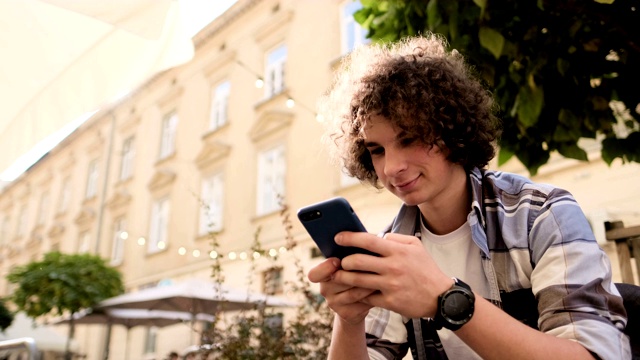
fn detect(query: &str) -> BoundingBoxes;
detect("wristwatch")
[434,278,475,331]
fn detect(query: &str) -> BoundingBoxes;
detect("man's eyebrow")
[364,141,379,148]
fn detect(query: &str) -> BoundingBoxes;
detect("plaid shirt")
[365,168,630,360]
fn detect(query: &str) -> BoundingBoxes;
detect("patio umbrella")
[96,278,297,315]
[55,308,217,329]
[0,0,194,174]
[54,308,216,360]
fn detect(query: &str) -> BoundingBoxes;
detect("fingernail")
[332,258,340,268]
[335,234,342,244]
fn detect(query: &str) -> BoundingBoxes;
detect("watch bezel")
[439,287,475,326]
[435,278,476,331]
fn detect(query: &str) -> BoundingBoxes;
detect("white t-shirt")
[420,218,489,359]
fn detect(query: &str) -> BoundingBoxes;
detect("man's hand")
[331,231,453,319]
[307,255,376,324]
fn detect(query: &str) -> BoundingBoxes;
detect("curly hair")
[318,34,502,188]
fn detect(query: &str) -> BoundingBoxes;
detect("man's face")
[362,114,465,208]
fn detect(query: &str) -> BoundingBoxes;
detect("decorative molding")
[147,169,177,191]
[249,110,294,142]
[157,86,184,109]
[253,9,294,45]
[74,207,96,226]
[59,153,76,172]
[118,115,141,135]
[37,170,54,186]
[195,141,232,170]
[47,223,65,238]
[86,130,105,154]
[204,50,237,79]
[106,190,132,210]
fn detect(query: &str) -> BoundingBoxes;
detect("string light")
[234,60,318,118]
[121,225,292,261]
[285,97,295,108]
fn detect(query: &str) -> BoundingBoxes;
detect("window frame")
[210,80,231,131]
[159,111,178,160]
[119,135,135,180]
[85,159,99,199]
[37,192,49,225]
[148,197,170,254]
[340,1,368,54]
[256,144,286,215]
[110,217,127,265]
[199,172,224,235]
[58,178,71,213]
[264,44,287,98]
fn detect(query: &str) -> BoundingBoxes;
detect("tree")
[355,0,640,175]
[0,298,14,331]
[7,251,124,360]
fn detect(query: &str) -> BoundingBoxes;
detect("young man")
[307,34,630,359]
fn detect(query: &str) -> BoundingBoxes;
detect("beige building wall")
[0,0,638,359]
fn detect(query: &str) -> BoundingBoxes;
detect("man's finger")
[308,257,340,283]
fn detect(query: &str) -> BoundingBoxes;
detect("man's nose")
[383,150,406,176]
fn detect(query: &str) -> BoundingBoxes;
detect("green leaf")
[594,0,615,3]
[516,84,544,128]
[498,147,514,165]
[426,0,441,32]
[473,0,487,17]
[557,143,588,161]
[478,27,505,59]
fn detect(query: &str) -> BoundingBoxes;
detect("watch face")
[443,289,474,323]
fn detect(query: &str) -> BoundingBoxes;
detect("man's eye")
[400,137,417,146]
[368,147,384,155]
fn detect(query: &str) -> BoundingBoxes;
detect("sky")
[0,0,237,182]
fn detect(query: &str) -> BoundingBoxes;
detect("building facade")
[0,0,638,359]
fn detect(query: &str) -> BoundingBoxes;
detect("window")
[78,231,91,253]
[257,145,286,215]
[148,197,170,253]
[210,81,230,130]
[263,267,283,295]
[0,216,9,246]
[264,313,284,339]
[58,178,71,213]
[37,192,49,225]
[85,159,99,199]
[16,206,27,237]
[159,111,178,159]
[119,136,135,180]
[110,217,127,265]
[264,45,287,98]
[199,173,224,235]
[341,1,368,54]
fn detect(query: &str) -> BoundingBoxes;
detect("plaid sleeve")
[365,307,410,359]
[530,189,631,359]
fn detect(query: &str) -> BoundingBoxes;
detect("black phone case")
[297,197,376,259]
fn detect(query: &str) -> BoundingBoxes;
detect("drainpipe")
[94,111,116,360]
[94,111,116,255]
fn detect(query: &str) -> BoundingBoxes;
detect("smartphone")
[297,197,378,259]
